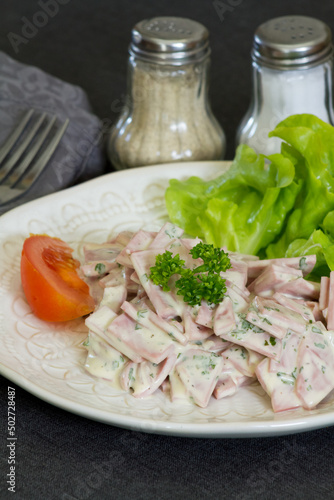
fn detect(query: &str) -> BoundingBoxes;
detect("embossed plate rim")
[0,161,334,438]
[2,362,334,438]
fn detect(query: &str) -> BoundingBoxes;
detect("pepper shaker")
[236,16,334,155]
[108,17,226,170]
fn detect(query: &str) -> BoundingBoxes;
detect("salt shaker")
[236,16,334,155]
[108,17,226,170]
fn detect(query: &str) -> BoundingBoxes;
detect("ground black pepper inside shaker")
[108,17,226,170]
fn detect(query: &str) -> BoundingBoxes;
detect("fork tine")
[15,118,69,190]
[3,115,57,187]
[0,112,47,183]
[0,109,34,164]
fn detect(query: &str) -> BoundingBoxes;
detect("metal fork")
[0,109,69,205]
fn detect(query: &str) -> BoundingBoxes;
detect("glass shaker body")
[236,58,334,155]
[108,17,226,170]
[236,15,334,156]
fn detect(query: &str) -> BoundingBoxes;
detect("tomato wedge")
[21,235,95,322]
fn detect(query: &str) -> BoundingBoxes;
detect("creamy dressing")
[220,313,282,360]
[81,222,334,412]
[84,332,127,390]
[176,349,225,407]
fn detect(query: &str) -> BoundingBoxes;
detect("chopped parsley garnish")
[299,257,307,271]
[277,371,295,386]
[264,337,276,347]
[150,243,231,307]
[128,368,135,382]
[149,251,185,292]
[95,263,106,275]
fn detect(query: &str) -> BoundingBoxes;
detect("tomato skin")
[21,235,95,322]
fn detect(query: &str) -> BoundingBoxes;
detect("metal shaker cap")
[129,17,210,65]
[252,16,333,69]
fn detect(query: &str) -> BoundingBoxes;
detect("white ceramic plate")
[1,161,334,438]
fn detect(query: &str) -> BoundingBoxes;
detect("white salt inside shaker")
[236,16,334,155]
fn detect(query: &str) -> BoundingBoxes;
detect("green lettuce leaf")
[267,114,334,257]
[165,144,300,254]
[166,113,334,278]
[283,229,334,279]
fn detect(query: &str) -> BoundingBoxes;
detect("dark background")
[1,1,334,499]
[2,0,334,160]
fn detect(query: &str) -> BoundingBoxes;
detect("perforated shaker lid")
[129,17,210,64]
[252,16,333,69]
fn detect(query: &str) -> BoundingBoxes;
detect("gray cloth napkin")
[0,51,107,213]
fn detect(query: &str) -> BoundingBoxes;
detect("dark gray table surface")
[1,1,334,499]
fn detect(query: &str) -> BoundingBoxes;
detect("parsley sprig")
[149,242,231,306]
